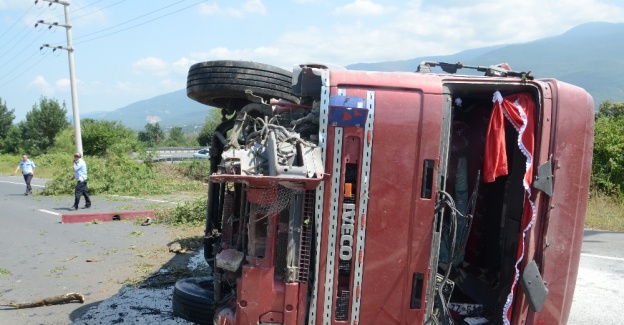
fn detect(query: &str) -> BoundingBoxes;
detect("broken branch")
[1,292,85,309]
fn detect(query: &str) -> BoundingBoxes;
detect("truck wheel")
[187,60,299,110]
[172,277,215,325]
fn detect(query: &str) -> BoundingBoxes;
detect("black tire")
[172,277,215,325]
[187,60,299,110]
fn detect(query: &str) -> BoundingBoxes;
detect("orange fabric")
[483,92,535,184]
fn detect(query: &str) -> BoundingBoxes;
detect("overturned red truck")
[176,60,594,325]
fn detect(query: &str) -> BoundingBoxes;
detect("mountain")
[347,21,624,107]
[93,89,212,131]
[94,22,623,129]
[347,44,508,71]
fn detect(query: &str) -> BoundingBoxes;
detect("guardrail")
[149,146,204,153]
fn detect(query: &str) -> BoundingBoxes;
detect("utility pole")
[35,0,83,155]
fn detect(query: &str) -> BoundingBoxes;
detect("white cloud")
[132,57,170,76]
[197,0,266,17]
[28,76,54,96]
[56,78,71,91]
[243,0,267,15]
[172,57,196,76]
[198,3,224,16]
[198,3,243,18]
[260,0,624,66]
[0,0,30,9]
[333,0,392,16]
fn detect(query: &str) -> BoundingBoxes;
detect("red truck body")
[184,61,594,325]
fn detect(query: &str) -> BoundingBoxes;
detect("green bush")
[177,159,212,183]
[592,115,624,196]
[156,195,207,227]
[40,153,205,196]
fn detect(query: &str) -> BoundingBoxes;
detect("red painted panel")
[360,90,443,324]
[531,80,594,325]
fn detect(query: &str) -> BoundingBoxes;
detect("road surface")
[0,175,191,324]
[0,175,622,324]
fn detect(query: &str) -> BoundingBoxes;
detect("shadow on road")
[67,233,209,324]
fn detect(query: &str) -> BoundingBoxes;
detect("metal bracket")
[533,157,553,197]
[520,260,549,312]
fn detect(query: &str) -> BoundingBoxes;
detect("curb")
[61,210,155,224]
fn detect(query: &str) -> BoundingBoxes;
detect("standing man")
[14,154,36,196]
[70,152,91,210]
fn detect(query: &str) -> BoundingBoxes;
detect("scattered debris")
[168,242,184,254]
[62,255,78,262]
[141,217,152,226]
[1,292,85,309]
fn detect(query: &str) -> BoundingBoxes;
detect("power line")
[0,50,52,88]
[0,3,35,41]
[0,31,47,70]
[71,0,191,43]
[71,0,128,22]
[0,0,206,93]
[75,0,208,45]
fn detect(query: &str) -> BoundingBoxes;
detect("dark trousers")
[23,173,33,193]
[74,180,91,208]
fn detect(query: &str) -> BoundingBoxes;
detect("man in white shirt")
[70,152,91,210]
[13,154,36,196]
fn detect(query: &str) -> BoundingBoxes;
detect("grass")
[49,266,66,273]
[128,231,144,238]
[0,268,12,276]
[585,192,624,231]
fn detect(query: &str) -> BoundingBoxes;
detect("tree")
[596,100,624,119]
[138,122,165,147]
[197,109,222,146]
[0,97,15,139]
[165,126,186,147]
[0,125,21,154]
[19,97,69,155]
[81,119,139,156]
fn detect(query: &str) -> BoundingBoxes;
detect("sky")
[1,0,624,122]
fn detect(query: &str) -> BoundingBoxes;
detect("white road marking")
[0,180,45,187]
[39,209,60,216]
[581,253,624,262]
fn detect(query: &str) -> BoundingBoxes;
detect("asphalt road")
[568,230,624,324]
[0,175,186,325]
[0,175,622,324]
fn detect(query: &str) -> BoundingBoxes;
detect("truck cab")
[182,60,594,325]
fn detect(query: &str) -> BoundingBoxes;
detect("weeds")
[50,266,66,273]
[101,249,119,256]
[0,268,12,276]
[136,262,155,274]
[586,191,624,231]
[129,231,144,238]
[134,266,211,289]
[156,196,207,227]
[176,159,211,183]
[39,153,206,197]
